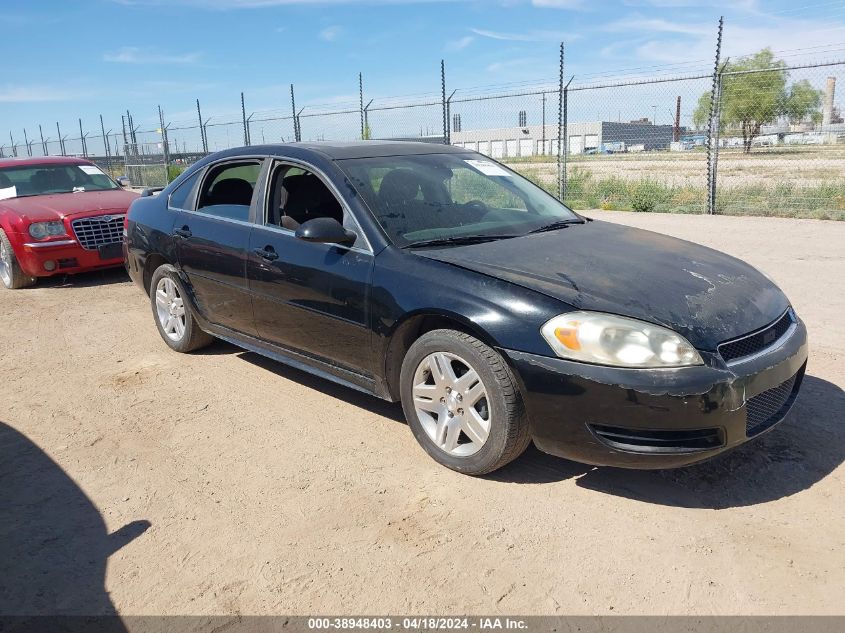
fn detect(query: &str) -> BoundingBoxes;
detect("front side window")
[0,163,118,200]
[265,164,345,231]
[196,162,261,221]
[337,153,579,247]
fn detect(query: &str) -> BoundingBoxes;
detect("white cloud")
[446,35,475,51]
[531,0,583,7]
[470,27,573,42]
[0,85,83,102]
[603,17,709,36]
[114,0,466,6]
[103,47,202,64]
[320,25,342,41]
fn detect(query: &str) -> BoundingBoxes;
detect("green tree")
[692,49,823,152]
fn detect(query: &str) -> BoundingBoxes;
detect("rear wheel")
[150,264,213,353]
[0,229,36,290]
[400,329,531,475]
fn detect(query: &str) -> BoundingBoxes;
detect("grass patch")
[510,163,845,220]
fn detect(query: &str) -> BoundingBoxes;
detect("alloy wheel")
[155,277,187,342]
[411,351,492,457]
[0,240,12,287]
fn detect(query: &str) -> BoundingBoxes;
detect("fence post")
[706,16,724,215]
[127,110,137,145]
[100,115,112,174]
[9,132,17,157]
[557,43,565,201]
[290,84,300,142]
[364,99,373,140]
[440,60,448,144]
[158,105,171,184]
[39,125,47,156]
[241,92,250,146]
[56,123,65,156]
[78,119,87,157]
[359,72,365,140]
[196,99,208,153]
[562,76,573,201]
[23,129,32,157]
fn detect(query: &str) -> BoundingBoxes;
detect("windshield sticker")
[0,185,16,201]
[464,160,511,177]
[78,165,104,176]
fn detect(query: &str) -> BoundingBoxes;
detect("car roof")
[0,155,94,169]
[213,141,468,161]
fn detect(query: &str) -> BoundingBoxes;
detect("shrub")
[630,180,668,213]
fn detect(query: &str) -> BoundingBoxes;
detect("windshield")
[0,163,118,200]
[337,153,580,248]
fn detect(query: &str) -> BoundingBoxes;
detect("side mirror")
[116,176,131,188]
[295,217,356,245]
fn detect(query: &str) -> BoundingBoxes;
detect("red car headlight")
[28,221,68,240]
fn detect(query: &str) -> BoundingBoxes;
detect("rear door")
[246,160,374,377]
[173,158,266,337]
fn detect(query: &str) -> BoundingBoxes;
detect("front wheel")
[400,329,531,475]
[150,264,213,353]
[0,229,36,289]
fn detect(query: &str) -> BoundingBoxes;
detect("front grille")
[71,215,125,250]
[745,370,802,436]
[718,309,795,363]
[589,424,724,453]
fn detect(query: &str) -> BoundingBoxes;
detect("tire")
[149,264,213,353]
[0,229,36,290]
[400,329,531,475]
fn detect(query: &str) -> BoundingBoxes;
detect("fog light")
[43,260,56,272]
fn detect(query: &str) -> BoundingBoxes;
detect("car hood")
[0,189,139,223]
[416,220,789,350]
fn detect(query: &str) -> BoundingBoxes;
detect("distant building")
[451,121,679,158]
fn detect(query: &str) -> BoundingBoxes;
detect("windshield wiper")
[402,234,519,249]
[526,219,585,235]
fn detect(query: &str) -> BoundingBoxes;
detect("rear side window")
[196,162,261,222]
[168,170,202,211]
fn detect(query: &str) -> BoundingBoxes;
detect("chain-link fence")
[712,61,845,218]
[3,34,844,219]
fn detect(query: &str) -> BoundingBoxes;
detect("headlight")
[540,311,703,368]
[28,221,67,240]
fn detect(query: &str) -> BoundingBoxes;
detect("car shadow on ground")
[24,267,130,290]
[237,351,407,422]
[0,420,150,622]
[491,375,845,509]
[233,346,843,509]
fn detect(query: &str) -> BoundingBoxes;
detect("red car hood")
[0,189,139,223]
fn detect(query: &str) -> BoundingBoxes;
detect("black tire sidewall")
[149,264,205,353]
[400,330,522,475]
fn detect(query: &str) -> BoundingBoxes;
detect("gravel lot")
[1,211,843,617]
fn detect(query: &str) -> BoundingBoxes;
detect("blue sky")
[2,0,845,141]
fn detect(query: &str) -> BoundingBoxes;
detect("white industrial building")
[451,121,678,158]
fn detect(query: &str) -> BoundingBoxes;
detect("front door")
[246,161,374,377]
[174,159,265,337]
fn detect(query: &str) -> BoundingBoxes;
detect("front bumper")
[18,239,123,278]
[503,318,809,469]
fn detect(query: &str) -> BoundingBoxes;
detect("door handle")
[254,246,279,262]
[173,226,192,239]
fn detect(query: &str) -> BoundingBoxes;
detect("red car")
[0,156,138,289]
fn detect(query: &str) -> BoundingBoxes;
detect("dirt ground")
[1,211,843,617]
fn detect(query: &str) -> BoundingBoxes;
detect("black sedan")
[124,142,808,475]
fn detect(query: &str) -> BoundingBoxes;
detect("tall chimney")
[823,77,836,128]
[674,96,682,141]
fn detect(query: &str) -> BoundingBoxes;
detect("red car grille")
[71,216,125,250]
